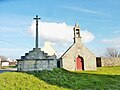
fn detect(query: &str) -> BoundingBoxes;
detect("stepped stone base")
[17,48,57,71]
[17,59,57,71]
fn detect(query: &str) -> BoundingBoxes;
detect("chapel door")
[76,56,83,70]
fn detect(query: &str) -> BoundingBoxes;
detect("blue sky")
[0,0,120,59]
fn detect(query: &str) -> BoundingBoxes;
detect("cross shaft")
[33,15,41,48]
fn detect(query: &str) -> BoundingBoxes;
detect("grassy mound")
[28,66,120,90]
[0,72,68,90]
[0,66,120,90]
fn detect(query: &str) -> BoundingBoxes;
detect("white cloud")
[28,21,73,42]
[81,29,95,43]
[102,38,120,48]
[28,21,95,43]
[41,41,56,56]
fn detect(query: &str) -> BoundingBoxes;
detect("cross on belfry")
[33,15,41,48]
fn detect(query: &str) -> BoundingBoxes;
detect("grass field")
[0,66,120,90]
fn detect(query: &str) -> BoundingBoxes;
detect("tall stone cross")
[33,15,41,48]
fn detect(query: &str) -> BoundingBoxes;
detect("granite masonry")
[59,23,96,71]
[17,48,57,71]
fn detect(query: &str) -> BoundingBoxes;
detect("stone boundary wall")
[101,57,120,66]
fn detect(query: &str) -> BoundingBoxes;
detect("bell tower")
[73,23,81,43]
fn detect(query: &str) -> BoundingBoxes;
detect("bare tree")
[104,48,120,58]
[0,55,8,61]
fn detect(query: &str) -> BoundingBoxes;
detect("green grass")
[8,65,17,68]
[1,65,17,69]
[0,66,120,90]
[28,66,120,90]
[0,72,69,90]
[76,66,120,75]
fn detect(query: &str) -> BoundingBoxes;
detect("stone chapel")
[59,23,96,70]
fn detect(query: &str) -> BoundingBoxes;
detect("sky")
[0,0,120,59]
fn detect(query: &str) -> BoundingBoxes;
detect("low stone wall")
[101,58,120,66]
[17,59,57,71]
